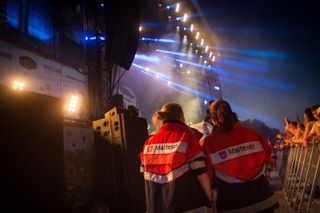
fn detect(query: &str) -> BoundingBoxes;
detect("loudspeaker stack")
[93,106,148,213]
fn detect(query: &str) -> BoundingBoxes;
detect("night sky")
[197,0,320,130]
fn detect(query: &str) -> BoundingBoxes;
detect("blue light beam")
[141,37,176,43]
[156,49,196,58]
[134,54,161,63]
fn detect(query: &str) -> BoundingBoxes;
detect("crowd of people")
[279,104,320,148]
[139,100,280,213]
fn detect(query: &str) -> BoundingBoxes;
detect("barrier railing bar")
[293,147,308,210]
[306,143,320,212]
[298,145,315,212]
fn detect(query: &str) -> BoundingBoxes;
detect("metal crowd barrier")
[283,142,320,212]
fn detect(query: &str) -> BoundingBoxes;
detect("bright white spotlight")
[190,24,194,32]
[187,70,191,74]
[12,81,18,89]
[200,55,203,58]
[175,3,180,13]
[204,60,207,64]
[156,74,159,79]
[195,49,198,53]
[180,63,183,68]
[209,51,213,57]
[19,82,24,90]
[145,67,149,71]
[183,13,188,22]
[67,95,79,113]
[204,100,208,105]
[214,86,220,91]
[196,32,200,40]
[212,55,216,62]
[139,26,142,32]
[167,81,171,85]
[12,80,24,90]
[168,16,172,19]
[200,38,204,46]
[205,45,209,52]
[190,43,193,46]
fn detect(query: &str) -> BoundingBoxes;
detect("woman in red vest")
[202,100,279,212]
[140,102,212,213]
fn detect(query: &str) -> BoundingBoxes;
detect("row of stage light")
[11,80,81,114]
[139,2,217,67]
[137,2,290,93]
[136,1,221,97]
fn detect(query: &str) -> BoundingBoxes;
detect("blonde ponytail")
[152,103,184,129]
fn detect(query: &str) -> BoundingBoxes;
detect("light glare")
[190,24,194,32]
[196,32,200,40]
[175,3,180,12]
[67,95,79,113]
[183,13,188,22]
[12,80,24,90]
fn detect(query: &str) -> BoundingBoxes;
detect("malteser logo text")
[144,142,187,154]
[228,144,255,154]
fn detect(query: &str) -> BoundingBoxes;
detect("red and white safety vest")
[203,124,272,181]
[140,120,209,213]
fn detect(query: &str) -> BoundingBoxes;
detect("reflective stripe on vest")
[144,162,190,184]
[210,141,264,165]
[215,169,264,183]
[189,152,206,169]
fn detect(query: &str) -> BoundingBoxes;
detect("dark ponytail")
[209,100,238,132]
